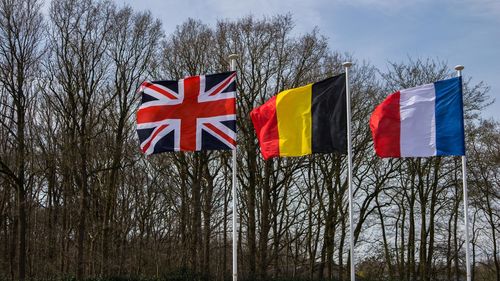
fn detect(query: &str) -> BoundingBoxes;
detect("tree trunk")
[102,123,124,276]
[377,195,394,279]
[10,209,17,280]
[426,158,441,281]
[326,189,334,279]
[258,160,272,280]
[202,159,214,276]
[339,213,346,281]
[407,161,416,281]
[485,187,500,281]
[398,204,406,281]
[446,205,454,281]
[77,130,89,280]
[17,183,26,281]
[246,154,257,279]
[191,154,203,273]
[13,83,27,281]
[419,189,427,281]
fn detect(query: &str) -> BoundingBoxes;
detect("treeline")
[0,0,499,281]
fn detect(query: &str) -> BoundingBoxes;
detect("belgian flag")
[251,74,347,160]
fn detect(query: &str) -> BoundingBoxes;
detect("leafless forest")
[0,0,499,280]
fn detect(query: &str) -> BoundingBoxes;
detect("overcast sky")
[121,0,500,119]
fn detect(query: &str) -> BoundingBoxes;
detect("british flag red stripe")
[136,71,237,155]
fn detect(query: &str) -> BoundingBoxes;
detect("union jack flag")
[137,71,237,155]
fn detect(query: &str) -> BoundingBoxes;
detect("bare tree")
[469,120,500,281]
[47,0,113,278]
[100,6,162,275]
[0,0,44,279]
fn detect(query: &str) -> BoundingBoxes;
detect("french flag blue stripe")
[434,77,465,156]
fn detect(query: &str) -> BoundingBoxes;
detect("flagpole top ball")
[342,62,353,68]
[228,54,239,60]
[454,65,464,71]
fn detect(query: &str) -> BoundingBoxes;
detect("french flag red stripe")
[370,91,401,157]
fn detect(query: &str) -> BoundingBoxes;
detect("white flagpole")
[343,61,355,281]
[455,65,471,281]
[229,54,239,281]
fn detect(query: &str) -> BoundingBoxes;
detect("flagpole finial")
[228,54,238,72]
[342,61,353,68]
[455,65,464,71]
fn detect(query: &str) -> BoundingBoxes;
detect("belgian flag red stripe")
[250,95,280,159]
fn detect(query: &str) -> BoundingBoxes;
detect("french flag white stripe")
[399,83,437,157]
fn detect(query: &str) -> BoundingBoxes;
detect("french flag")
[370,77,465,158]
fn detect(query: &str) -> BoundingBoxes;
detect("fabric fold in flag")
[370,76,465,158]
[250,74,347,160]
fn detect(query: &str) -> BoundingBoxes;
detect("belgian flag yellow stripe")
[275,83,313,156]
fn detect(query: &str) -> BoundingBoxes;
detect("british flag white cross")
[136,71,237,155]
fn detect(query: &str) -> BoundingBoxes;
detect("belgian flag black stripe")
[311,73,347,154]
